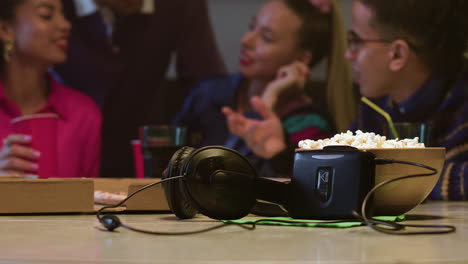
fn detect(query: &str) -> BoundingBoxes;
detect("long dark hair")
[0,0,26,69]
[283,0,356,132]
[283,0,331,68]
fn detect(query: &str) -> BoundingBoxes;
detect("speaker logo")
[317,168,333,202]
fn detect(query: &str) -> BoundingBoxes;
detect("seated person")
[0,0,101,178]
[53,0,226,178]
[345,0,468,200]
[173,0,356,178]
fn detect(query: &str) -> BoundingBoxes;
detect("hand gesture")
[222,96,286,159]
[261,61,309,109]
[0,134,39,177]
[309,0,332,13]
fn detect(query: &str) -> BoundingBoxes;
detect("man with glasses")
[346,0,468,200]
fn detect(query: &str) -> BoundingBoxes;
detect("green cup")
[139,125,187,178]
[386,122,432,146]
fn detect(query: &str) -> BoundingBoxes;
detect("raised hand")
[261,61,309,109]
[309,0,332,13]
[222,96,286,159]
[0,134,39,177]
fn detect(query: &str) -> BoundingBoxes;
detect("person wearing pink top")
[0,0,102,178]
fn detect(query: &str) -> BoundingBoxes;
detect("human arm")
[81,119,101,178]
[222,96,286,159]
[80,107,102,178]
[308,0,332,13]
[261,62,309,110]
[222,96,330,177]
[0,135,39,177]
[431,98,468,201]
[431,127,468,201]
[439,160,468,200]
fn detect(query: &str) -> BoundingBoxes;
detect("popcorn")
[298,130,425,149]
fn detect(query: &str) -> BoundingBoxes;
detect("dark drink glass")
[385,122,432,146]
[139,125,187,178]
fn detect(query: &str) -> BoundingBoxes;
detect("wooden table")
[0,201,467,263]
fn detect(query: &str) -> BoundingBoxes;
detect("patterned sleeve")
[430,98,468,200]
[267,111,331,177]
[282,112,331,146]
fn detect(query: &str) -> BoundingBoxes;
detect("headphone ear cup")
[180,146,258,220]
[162,146,198,219]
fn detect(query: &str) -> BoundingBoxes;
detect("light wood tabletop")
[0,201,467,263]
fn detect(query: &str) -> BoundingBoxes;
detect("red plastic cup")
[10,113,59,179]
[131,140,144,179]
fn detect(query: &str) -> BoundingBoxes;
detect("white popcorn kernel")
[298,131,426,149]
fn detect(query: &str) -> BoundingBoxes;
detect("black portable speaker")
[288,146,375,219]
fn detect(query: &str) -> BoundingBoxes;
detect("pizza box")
[0,178,94,214]
[94,178,170,211]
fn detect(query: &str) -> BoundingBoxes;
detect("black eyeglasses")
[346,30,392,53]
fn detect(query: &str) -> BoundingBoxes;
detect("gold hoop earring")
[3,41,14,63]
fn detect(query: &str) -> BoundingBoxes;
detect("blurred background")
[167,0,352,79]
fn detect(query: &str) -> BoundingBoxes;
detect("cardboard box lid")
[0,178,94,214]
[0,178,170,214]
[94,178,170,211]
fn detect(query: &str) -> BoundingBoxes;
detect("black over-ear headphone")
[161,146,259,220]
[97,145,288,233]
